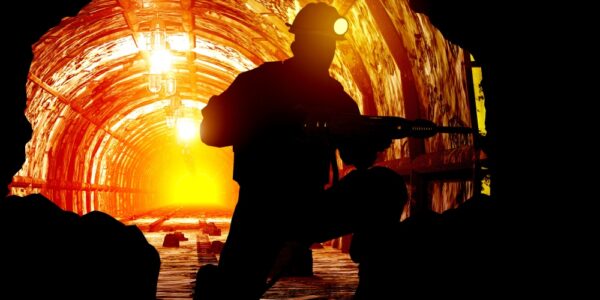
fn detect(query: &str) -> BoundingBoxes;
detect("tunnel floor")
[125,206,358,299]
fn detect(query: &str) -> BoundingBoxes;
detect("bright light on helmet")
[333,17,348,36]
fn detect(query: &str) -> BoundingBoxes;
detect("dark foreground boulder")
[0,194,160,299]
[351,195,503,299]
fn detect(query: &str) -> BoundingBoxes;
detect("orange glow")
[20,0,473,217]
[168,172,220,206]
[151,140,237,209]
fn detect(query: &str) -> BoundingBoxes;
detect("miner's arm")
[201,74,255,147]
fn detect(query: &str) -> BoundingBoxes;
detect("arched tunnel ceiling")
[14,0,473,216]
[27,0,294,160]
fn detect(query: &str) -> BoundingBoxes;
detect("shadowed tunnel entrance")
[11,0,477,220]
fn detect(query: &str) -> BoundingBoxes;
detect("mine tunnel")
[7,0,487,297]
[11,0,484,216]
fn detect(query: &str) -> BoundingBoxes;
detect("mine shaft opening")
[12,0,479,221]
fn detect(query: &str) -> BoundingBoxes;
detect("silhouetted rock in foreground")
[351,195,503,299]
[272,242,314,277]
[0,194,160,299]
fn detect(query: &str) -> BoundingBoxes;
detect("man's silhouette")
[198,3,389,299]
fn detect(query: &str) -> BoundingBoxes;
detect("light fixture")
[148,73,162,93]
[165,97,182,128]
[147,15,176,95]
[164,73,176,95]
[150,18,167,50]
[147,71,176,95]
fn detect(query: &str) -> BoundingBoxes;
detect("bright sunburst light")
[176,118,199,142]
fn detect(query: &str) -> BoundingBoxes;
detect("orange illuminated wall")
[11,0,476,217]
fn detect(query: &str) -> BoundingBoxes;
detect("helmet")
[288,2,348,40]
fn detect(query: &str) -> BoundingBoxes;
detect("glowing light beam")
[176,118,199,142]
